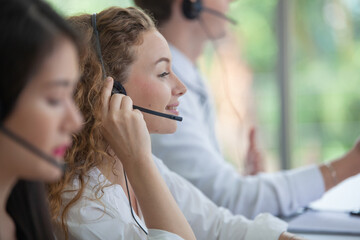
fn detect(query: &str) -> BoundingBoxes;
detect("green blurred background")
[45,0,360,170]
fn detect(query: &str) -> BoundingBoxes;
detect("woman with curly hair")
[48,6,301,240]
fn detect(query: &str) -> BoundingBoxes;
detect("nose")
[63,99,83,134]
[172,73,187,97]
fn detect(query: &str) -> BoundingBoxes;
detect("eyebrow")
[155,57,170,65]
[45,79,73,88]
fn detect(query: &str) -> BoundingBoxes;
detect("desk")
[289,174,360,240]
[298,233,360,240]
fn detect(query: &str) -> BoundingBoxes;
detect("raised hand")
[279,232,308,240]
[244,127,265,175]
[100,77,152,167]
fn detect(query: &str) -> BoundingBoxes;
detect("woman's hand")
[100,77,152,167]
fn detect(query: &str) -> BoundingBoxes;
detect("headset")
[91,13,182,122]
[182,0,237,25]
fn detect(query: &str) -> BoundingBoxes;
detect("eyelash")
[158,72,170,78]
[47,98,62,106]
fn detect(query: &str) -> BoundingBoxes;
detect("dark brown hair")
[134,0,175,26]
[0,0,79,122]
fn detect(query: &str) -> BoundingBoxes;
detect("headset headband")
[91,13,107,79]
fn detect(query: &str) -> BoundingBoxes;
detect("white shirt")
[151,45,326,218]
[57,155,287,240]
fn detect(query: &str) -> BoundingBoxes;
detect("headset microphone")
[202,7,237,25]
[0,125,65,171]
[111,81,183,121]
[92,14,183,122]
[182,0,237,25]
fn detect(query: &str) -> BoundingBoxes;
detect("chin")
[24,161,63,183]
[213,30,226,40]
[149,122,177,134]
[166,127,177,134]
[43,168,63,182]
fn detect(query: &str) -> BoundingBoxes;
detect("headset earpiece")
[112,81,127,96]
[182,0,203,20]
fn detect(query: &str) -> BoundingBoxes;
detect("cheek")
[130,79,170,110]
[205,0,228,29]
[126,76,174,133]
[28,115,58,150]
[11,100,61,152]
[4,100,64,181]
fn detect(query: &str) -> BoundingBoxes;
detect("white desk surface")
[289,174,360,240]
[298,233,360,240]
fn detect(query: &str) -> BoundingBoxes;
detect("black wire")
[123,169,148,235]
[198,17,244,120]
[0,124,65,171]
[198,17,247,168]
[202,7,237,25]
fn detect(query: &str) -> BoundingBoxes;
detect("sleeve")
[153,155,288,240]
[60,192,184,240]
[151,90,326,218]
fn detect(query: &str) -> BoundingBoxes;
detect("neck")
[0,132,20,239]
[0,137,18,216]
[0,174,17,215]
[98,147,125,185]
[160,20,206,64]
[0,163,17,238]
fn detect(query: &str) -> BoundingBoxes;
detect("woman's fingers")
[109,93,124,114]
[108,93,133,117]
[120,96,133,111]
[101,77,114,117]
[100,79,151,165]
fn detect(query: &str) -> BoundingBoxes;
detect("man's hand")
[279,232,308,240]
[244,127,265,175]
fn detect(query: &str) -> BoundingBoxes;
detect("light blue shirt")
[151,44,326,218]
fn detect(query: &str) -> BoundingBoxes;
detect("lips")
[52,144,70,158]
[165,102,179,115]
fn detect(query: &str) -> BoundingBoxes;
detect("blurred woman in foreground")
[0,0,82,239]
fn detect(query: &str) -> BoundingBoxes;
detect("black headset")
[182,0,237,25]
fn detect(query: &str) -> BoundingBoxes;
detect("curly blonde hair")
[47,7,155,239]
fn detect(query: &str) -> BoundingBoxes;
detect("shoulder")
[61,169,128,222]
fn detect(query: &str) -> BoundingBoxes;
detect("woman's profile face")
[3,38,82,182]
[124,30,187,134]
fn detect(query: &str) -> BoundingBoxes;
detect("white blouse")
[55,155,287,240]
